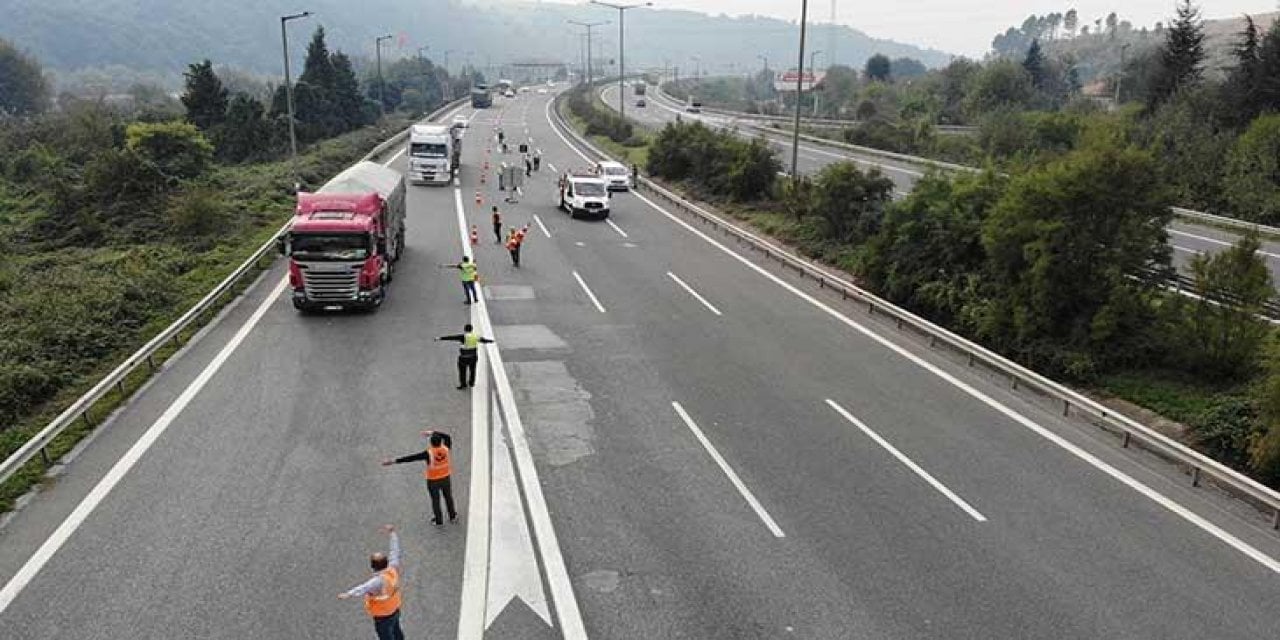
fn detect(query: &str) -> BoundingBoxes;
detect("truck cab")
[286,162,407,312]
[407,124,459,185]
[558,171,611,219]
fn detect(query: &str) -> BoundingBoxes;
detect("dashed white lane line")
[0,276,291,615]
[825,399,988,523]
[671,402,785,538]
[1169,228,1280,259]
[532,214,552,238]
[605,219,629,238]
[383,147,407,166]
[667,272,723,316]
[572,271,607,313]
[547,163,558,173]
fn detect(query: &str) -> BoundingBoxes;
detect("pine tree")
[298,27,336,94]
[1253,17,1280,116]
[1226,15,1262,123]
[864,54,891,82]
[331,51,374,128]
[180,59,228,131]
[1150,0,1206,108]
[217,93,272,163]
[1022,39,1047,89]
[0,37,50,115]
[1064,9,1079,37]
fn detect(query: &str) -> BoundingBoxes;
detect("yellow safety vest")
[459,262,477,282]
[463,332,480,349]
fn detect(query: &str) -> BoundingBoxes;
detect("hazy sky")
[526,1,1277,56]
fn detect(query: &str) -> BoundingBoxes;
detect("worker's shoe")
[457,384,468,390]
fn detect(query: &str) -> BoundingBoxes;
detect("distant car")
[537,88,548,94]
[596,160,632,191]
[519,86,530,93]
[504,89,516,98]
[452,114,468,129]
[635,98,646,107]
[686,102,701,113]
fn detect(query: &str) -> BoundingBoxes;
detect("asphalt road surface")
[1,88,1278,640]
[604,84,1280,285]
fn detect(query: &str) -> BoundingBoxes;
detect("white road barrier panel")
[0,98,468,488]
[548,92,1280,532]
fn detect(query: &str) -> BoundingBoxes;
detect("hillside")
[1,0,951,84]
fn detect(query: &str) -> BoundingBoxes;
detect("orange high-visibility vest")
[426,445,451,480]
[363,567,401,618]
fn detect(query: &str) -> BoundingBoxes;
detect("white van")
[558,171,611,219]
[596,160,632,191]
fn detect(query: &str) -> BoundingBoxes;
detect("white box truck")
[407,124,461,185]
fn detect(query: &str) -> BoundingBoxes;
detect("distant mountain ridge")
[1,0,953,80]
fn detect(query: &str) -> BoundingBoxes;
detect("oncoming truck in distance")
[471,84,492,108]
[284,161,407,312]
[557,170,611,219]
[407,124,462,185]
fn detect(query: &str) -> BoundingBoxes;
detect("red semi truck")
[284,161,407,312]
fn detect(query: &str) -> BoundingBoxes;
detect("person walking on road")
[338,524,405,640]
[505,229,523,267]
[437,323,494,389]
[382,431,457,525]
[491,206,503,243]
[525,155,533,177]
[442,256,479,305]
[533,152,541,172]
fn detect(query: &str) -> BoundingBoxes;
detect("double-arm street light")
[280,10,312,190]
[568,19,609,86]
[590,1,652,131]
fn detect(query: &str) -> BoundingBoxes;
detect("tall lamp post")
[375,34,393,116]
[568,20,609,86]
[809,49,823,117]
[280,10,312,190]
[790,0,809,182]
[590,1,652,131]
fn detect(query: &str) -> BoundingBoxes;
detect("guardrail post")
[1011,377,1019,390]
[1273,508,1279,530]
[1062,399,1070,417]
[967,353,975,367]
[1122,431,1131,448]
[146,355,156,372]
[39,447,50,466]
[1191,466,1202,487]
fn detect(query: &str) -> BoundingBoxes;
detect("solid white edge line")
[0,276,291,615]
[666,272,723,316]
[605,219,629,239]
[548,99,1280,574]
[383,146,407,166]
[825,399,987,522]
[456,314,491,638]
[671,402,785,538]
[571,271,607,313]
[532,214,552,239]
[452,188,588,639]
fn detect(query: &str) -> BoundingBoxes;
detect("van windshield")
[410,142,447,157]
[291,233,370,261]
[575,182,606,197]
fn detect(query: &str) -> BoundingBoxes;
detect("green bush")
[646,121,779,201]
[566,87,633,144]
[125,121,214,179]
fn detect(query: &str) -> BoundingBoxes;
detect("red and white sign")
[775,69,825,92]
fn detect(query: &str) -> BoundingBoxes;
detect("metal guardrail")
[551,92,1280,530]
[0,98,468,488]
[1171,206,1280,238]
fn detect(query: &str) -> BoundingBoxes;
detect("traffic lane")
[460,141,889,639]
[1168,219,1280,280]
[553,184,1280,638]
[0,146,475,638]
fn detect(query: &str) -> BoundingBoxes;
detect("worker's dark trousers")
[493,222,503,243]
[372,610,405,640]
[461,280,478,303]
[509,246,521,267]
[427,477,457,523]
[457,354,478,388]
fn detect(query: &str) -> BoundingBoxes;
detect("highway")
[1,88,1278,639]
[604,83,1280,283]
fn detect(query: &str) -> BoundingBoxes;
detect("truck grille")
[299,263,360,302]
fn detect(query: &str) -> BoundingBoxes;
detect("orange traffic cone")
[475,191,483,206]
[470,225,479,246]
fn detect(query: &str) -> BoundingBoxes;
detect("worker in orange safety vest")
[338,524,405,640]
[382,430,457,525]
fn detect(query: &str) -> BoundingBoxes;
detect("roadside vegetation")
[0,27,457,512]
[563,85,649,166]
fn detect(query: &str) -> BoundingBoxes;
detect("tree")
[331,52,375,128]
[180,59,228,131]
[1224,15,1262,124]
[938,58,980,124]
[1251,337,1280,484]
[1181,233,1272,377]
[1065,9,1079,37]
[0,37,50,115]
[1023,39,1047,89]
[216,93,273,163]
[890,57,927,79]
[1223,114,1280,223]
[979,141,1173,376]
[811,161,895,243]
[963,59,1034,118]
[1253,17,1280,117]
[1149,0,1205,108]
[1106,12,1118,36]
[865,54,891,82]
[125,121,214,180]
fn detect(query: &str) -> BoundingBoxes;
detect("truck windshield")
[575,182,606,197]
[291,233,369,261]
[410,142,447,157]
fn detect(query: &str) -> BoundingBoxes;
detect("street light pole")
[809,49,823,117]
[791,0,809,182]
[376,34,393,116]
[591,1,652,134]
[568,20,609,86]
[280,11,312,192]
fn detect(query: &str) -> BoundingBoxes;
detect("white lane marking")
[0,277,291,615]
[605,219,629,238]
[532,214,552,238]
[547,163,558,173]
[572,271,607,313]
[551,101,1280,574]
[457,311,492,636]
[825,399,987,522]
[667,272,723,316]
[452,189,588,638]
[383,146,407,166]
[671,402,785,537]
[1169,228,1280,259]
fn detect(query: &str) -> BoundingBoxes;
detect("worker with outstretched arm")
[440,256,479,305]
[337,524,405,640]
[382,430,457,525]
[437,323,494,389]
